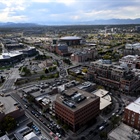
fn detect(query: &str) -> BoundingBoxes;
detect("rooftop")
[60,36,81,40]
[108,123,140,140]
[100,98,112,110]
[92,89,112,110]
[125,97,140,114]
[0,51,22,59]
[92,89,109,98]
[23,132,39,140]
[0,95,18,114]
[0,135,10,140]
[77,81,96,90]
[55,87,99,112]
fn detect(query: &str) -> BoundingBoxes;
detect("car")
[99,126,105,131]
[112,112,116,116]
[39,117,43,122]
[35,114,39,118]
[31,110,36,115]
[56,133,61,138]
[24,105,28,109]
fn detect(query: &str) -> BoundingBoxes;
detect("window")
[131,121,134,125]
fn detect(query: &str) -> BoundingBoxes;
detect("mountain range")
[0,18,140,26]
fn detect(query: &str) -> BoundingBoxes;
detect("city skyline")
[0,0,140,24]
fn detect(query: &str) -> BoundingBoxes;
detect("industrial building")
[54,87,100,132]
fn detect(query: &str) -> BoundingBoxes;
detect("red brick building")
[54,87,100,132]
[123,97,140,130]
[71,48,98,63]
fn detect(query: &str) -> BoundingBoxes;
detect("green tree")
[2,116,17,131]
[111,116,121,128]
[21,66,31,76]
[40,75,46,80]
[82,68,88,73]
[99,132,107,139]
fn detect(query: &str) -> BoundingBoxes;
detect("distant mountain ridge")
[79,18,140,25]
[0,18,140,26]
[0,22,39,27]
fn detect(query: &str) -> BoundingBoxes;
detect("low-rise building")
[123,97,140,130]
[88,60,140,93]
[55,43,68,56]
[71,48,97,63]
[108,123,140,140]
[123,43,140,56]
[119,55,140,69]
[0,95,24,122]
[92,89,112,111]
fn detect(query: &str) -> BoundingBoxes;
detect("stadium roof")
[60,36,81,40]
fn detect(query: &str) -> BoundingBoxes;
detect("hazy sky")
[0,0,140,24]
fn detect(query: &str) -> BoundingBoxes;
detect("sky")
[0,0,140,24]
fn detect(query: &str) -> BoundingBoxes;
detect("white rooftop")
[0,135,10,140]
[0,51,22,59]
[100,98,111,110]
[23,132,39,140]
[60,36,81,40]
[126,97,140,114]
[92,89,111,110]
[93,89,109,97]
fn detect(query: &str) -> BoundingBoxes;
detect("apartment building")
[88,60,140,92]
[54,87,100,132]
[55,43,68,56]
[123,43,140,56]
[123,97,140,130]
[119,55,140,69]
[71,48,98,63]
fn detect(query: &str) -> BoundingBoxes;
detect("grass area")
[0,65,13,70]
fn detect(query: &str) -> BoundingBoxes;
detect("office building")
[54,87,100,132]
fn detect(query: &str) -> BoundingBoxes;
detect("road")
[1,68,20,91]
[11,92,53,140]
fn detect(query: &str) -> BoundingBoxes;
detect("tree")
[2,116,17,132]
[99,132,107,139]
[63,58,72,65]
[40,75,46,80]
[82,68,88,73]
[111,116,121,128]
[21,66,31,76]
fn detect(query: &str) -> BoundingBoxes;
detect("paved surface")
[1,68,20,91]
